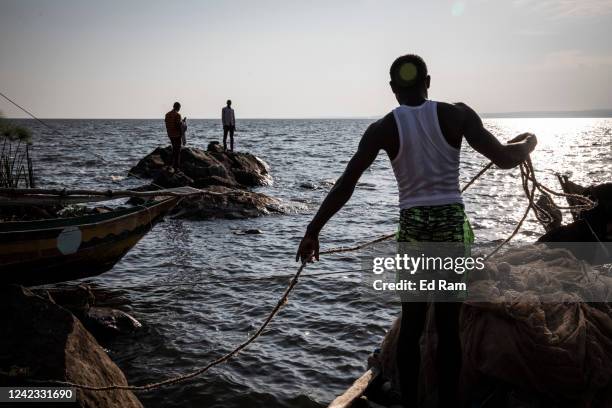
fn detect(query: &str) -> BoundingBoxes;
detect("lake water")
[14,117,611,407]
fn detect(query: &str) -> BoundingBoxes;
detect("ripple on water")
[14,117,611,407]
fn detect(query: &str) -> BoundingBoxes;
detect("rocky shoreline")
[0,144,287,406]
[1,285,143,407]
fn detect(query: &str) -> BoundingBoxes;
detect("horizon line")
[5,108,612,121]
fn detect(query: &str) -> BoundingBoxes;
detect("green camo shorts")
[397,203,474,244]
[396,203,474,301]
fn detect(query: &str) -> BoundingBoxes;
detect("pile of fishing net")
[372,244,612,407]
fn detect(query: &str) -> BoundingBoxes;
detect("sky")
[1,0,611,118]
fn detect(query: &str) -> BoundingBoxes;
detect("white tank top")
[390,101,463,209]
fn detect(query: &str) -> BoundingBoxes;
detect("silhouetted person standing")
[222,99,235,151]
[296,54,537,406]
[165,102,182,170]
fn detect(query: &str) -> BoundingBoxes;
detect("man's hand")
[508,132,535,144]
[508,132,538,154]
[296,232,320,263]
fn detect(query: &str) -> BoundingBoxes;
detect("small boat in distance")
[0,187,201,286]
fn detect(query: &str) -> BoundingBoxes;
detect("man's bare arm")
[296,122,384,262]
[458,103,536,169]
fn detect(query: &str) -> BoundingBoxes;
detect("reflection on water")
[13,117,611,407]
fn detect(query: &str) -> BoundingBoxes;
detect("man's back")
[371,101,534,171]
[222,106,234,126]
[388,100,463,209]
[165,110,181,138]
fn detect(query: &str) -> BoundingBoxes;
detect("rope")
[0,91,107,163]
[5,90,596,391]
[31,262,308,391]
[485,157,596,259]
[28,232,396,391]
[461,162,493,193]
[25,155,599,392]
[32,267,370,292]
[1,91,169,192]
[320,233,396,254]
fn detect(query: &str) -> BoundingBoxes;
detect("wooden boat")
[0,187,202,286]
[538,177,612,263]
[328,368,381,408]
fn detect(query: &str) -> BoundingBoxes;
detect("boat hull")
[0,198,178,285]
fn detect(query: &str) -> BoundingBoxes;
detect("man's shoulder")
[367,112,396,133]
[361,113,397,147]
[436,101,472,124]
[436,101,462,113]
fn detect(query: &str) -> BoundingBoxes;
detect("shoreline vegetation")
[0,114,34,189]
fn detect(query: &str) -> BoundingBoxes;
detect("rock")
[299,182,317,190]
[129,144,272,188]
[207,141,224,153]
[84,307,142,339]
[0,285,142,408]
[234,228,264,235]
[128,179,285,220]
[44,284,95,315]
[152,167,194,188]
[128,144,285,219]
[37,285,141,340]
[128,147,168,178]
[171,186,285,220]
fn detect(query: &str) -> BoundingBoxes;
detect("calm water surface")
[16,117,611,407]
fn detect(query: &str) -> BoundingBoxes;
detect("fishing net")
[371,245,612,406]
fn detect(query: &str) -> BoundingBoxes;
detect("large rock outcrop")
[128,143,287,219]
[129,143,272,188]
[170,185,285,220]
[0,285,142,408]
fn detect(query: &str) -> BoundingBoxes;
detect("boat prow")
[328,368,380,408]
[0,196,180,285]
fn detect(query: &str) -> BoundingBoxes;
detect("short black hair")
[173,102,181,110]
[389,54,428,88]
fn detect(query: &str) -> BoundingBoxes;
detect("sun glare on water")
[485,117,611,178]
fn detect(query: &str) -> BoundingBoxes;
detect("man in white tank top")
[296,54,537,406]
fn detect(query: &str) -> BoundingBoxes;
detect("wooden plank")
[0,186,209,200]
[328,368,379,408]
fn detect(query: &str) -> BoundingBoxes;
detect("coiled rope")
[484,157,596,259]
